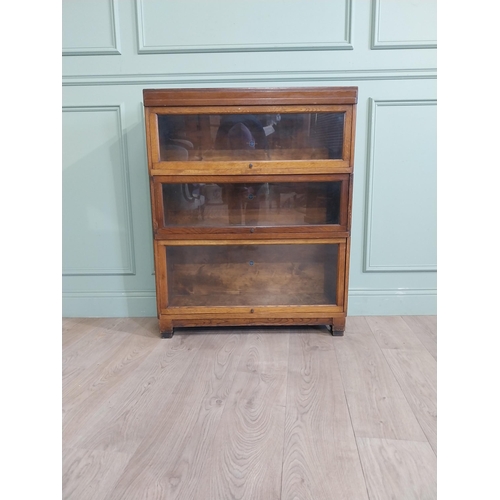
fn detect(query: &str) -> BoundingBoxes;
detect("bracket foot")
[161,329,174,339]
[327,324,344,336]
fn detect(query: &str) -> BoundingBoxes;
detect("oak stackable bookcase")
[143,87,357,338]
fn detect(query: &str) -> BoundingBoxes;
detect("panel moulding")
[371,0,437,50]
[363,98,437,273]
[135,0,353,53]
[62,68,437,87]
[63,0,121,56]
[62,104,136,276]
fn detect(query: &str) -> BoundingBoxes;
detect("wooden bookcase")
[143,87,357,337]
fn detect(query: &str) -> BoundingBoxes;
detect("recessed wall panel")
[137,0,352,52]
[62,106,134,275]
[63,0,120,55]
[372,0,437,49]
[365,100,437,271]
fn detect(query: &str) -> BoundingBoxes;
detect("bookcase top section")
[143,87,358,107]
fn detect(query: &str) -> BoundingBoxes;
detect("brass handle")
[250,309,255,313]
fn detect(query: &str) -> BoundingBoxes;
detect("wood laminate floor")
[62,316,437,500]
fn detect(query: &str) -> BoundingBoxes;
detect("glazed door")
[152,175,350,235]
[146,106,354,175]
[154,239,347,314]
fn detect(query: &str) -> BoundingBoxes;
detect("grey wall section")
[62,0,436,317]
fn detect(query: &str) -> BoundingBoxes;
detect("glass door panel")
[166,243,338,307]
[162,180,343,227]
[158,112,345,162]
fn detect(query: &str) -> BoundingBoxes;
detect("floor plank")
[62,318,117,349]
[345,316,373,335]
[382,348,437,454]
[62,318,134,390]
[63,318,159,432]
[66,333,207,454]
[366,316,427,351]
[193,330,289,500]
[356,437,437,500]
[402,316,437,360]
[281,332,369,500]
[106,332,248,500]
[334,333,427,442]
[62,447,133,500]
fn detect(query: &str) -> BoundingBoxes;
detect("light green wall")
[62,0,437,317]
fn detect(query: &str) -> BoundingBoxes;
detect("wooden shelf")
[161,148,333,162]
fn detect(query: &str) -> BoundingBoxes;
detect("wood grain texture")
[281,332,369,500]
[62,318,91,346]
[162,206,337,230]
[63,447,132,500]
[165,147,331,161]
[62,318,120,348]
[154,173,349,184]
[62,317,437,499]
[156,231,351,240]
[107,332,248,500]
[356,437,437,500]
[345,315,373,335]
[62,318,132,390]
[170,317,336,329]
[63,318,159,430]
[149,105,352,115]
[366,316,427,351]
[159,237,346,246]
[143,87,358,107]
[170,262,327,297]
[66,333,207,454]
[334,333,427,441]
[169,292,333,308]
[382,348,437,454]
[151,162,352,177]
[193,331,289,500]
[402,315,437,360]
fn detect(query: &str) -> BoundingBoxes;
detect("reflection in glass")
[158,113,344,161]
[166,244,338,307]
[162,181,342,227]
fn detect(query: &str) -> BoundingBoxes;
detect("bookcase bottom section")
[158,314,346,338]
[165,243,339,308]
